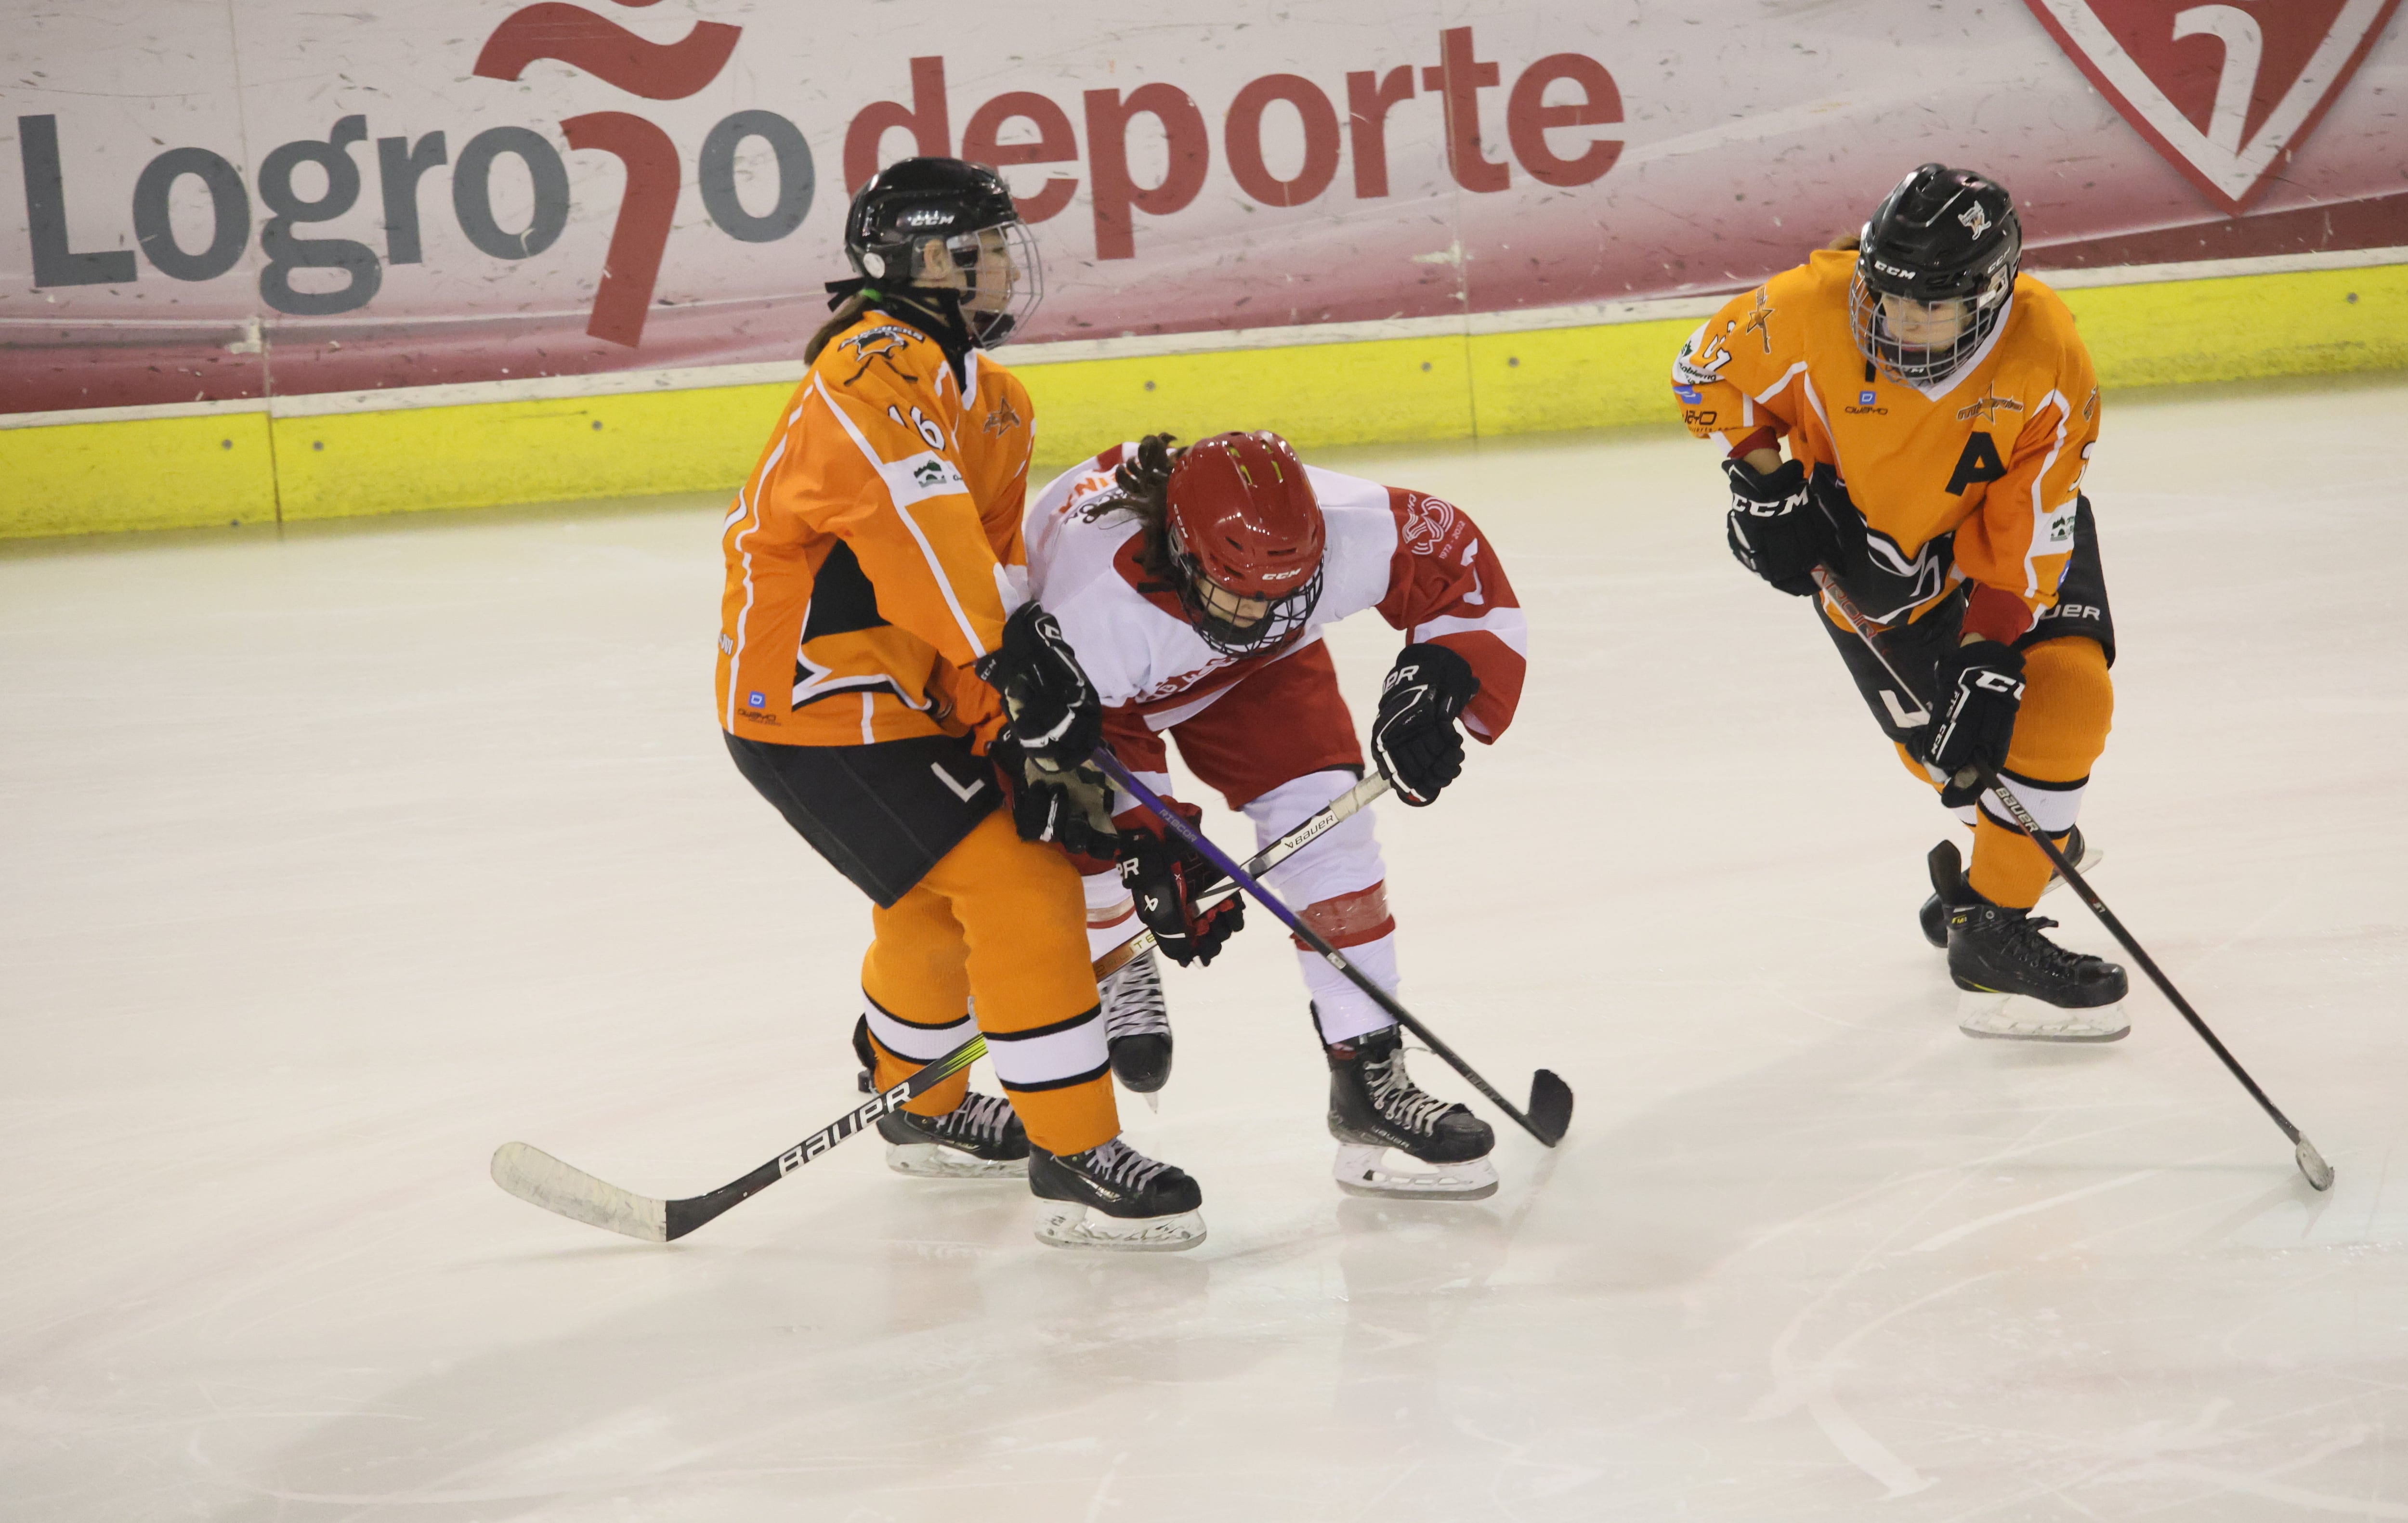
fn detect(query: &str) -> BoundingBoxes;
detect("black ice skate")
[1930,842,2130,1042]
[1325,1018,1498,1200]
[1100,947,1172,1096]
[1919,826,2101,948]
[853,1016,1029,1178]
[1027,1137,1205,1251]
[874,1093,1030,1178]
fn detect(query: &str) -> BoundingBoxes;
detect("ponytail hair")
[1088,432,1179,578]
[806,291,876,364]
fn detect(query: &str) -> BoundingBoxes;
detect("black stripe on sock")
[997,1059,1114,1093]
[982,1004,1103,1044]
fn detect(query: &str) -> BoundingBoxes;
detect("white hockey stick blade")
[2296,1137,2335,1192]
[492,1142,669,1242]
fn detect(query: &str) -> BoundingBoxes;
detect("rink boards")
[2,249,2403,539]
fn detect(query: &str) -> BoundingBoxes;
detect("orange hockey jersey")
[716,312,1036,748]
[1673,249,2099,633]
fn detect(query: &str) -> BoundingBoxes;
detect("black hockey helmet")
[844,157,1041,346]
[1849,163,2021,387]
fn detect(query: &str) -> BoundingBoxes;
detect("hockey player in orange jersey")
[1673,163,2129,1041]
[716,158,1207,1249]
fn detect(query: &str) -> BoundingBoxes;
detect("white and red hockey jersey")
[1024,443,1527,747]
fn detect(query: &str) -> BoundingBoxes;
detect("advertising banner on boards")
[4,0,2403,417]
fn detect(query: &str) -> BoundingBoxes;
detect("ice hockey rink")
[3,375,2404,1521]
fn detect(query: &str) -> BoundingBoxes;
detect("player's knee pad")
[2009,637,2113,779]
[1247,769,1384,905]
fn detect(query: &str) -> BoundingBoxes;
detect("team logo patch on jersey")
[983,397,1024,436]
[1956,387,2023,425]
[1674,384,1703,404]
[747,690,765,707]
[1740,293,1777,353]
[1859,390,1878,405]
[2020,0,2400,214]
[1400,494,1462,557]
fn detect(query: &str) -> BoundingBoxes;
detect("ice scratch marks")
[2106,1420,2408,1517]
[1908,1169,2162,1254]
[1752,1270,2005,1498]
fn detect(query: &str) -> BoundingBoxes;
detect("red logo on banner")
[2021,0,2402,213]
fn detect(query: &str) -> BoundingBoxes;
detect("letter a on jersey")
[2020,0,2403,213]
[1947,432,2008,495]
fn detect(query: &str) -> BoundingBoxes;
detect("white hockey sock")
[1303,933,1399,1045]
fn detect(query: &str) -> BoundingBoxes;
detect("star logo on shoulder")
[1740,288,1777,353]
[1956,386,2023,424]
[983,397,1024,437]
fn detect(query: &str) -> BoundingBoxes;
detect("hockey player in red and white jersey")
[1024,431,1527,1199]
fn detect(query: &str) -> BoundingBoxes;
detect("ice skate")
[1920,826,2099,948]
[1100,947,1173,1094]
[1325,1019,1498,1200]
[1926,840,2128,1041]
[874,1092,1031,1178]
[1027,1136,1205,1250]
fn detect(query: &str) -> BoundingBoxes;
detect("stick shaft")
[1810,568,2309,1145]
[1095,773,1388,979]
[500,778,1399,1239]
[1092,748,1560,1146]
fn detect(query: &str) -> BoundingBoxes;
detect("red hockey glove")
[1116,801,1243,967]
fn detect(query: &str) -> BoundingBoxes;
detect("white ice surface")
[4,377,2406,1521]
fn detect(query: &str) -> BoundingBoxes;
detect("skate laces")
[935,1092,1018,1147]
[1364,1047,1455,1136]
[1072,1136,1171,1191]
[1100,950,1170,1039]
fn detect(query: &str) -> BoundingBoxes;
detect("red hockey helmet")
[1162,431,1325,654]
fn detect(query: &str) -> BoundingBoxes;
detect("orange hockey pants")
[858,810,1118,1156]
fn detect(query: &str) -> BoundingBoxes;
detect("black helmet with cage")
[1848,163,2021,388]
[843,157,1042,347]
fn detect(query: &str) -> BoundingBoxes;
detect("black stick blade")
[1526,1070,1573,1147]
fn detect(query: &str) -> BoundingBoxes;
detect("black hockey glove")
[1370,642,1480,807]
[974,603,1102,770]
[991,736,1118,860]
[1923,639,2026,784]
[1723,456,1831,597]
[1117,803,1244,967]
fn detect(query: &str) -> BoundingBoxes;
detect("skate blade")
[1956,990,2130,1043]
[2041,840,2106,899]
[1332,1143,1500,1201]
[1032,1201,1206,1252]
[884,1141,1027,1180]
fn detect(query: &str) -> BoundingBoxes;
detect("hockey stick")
[491,773,1395,1242]
[1810,566,2333,1191]
[1094,771,1390,980]
[1092,747,1573,1148]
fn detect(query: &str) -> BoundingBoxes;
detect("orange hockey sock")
[862,812,1118,1154]
[1965,637,2113,909]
